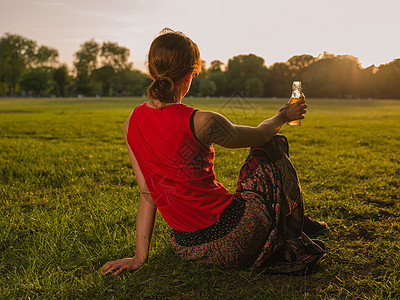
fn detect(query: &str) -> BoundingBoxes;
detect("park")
[2,0,400,294]
[1,96,399,298]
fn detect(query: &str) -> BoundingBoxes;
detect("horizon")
[1,0,400,72]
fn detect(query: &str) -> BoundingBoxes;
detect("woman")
[101,29,327,276]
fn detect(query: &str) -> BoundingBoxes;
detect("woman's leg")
[236,135,303,238]
[236,135,326,272]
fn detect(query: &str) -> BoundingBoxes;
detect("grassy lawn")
[1,96,399,299]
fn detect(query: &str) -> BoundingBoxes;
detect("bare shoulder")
[193,110,229,130]
[193,110,235,146]
[193,110,214,130]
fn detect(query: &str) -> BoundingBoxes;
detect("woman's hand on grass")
[100,256,145,276]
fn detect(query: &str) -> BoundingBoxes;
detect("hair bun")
[150,75,175,102]
[155,76,171,82]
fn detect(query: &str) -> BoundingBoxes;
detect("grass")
[0,96,399,299]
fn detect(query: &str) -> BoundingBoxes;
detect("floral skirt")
[170,135,325,273]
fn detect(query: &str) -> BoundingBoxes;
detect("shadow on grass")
[84,247,329,299]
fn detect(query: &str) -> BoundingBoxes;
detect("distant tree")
[244,77,263,97]
[199,79,217,96]
[52,65,71,97]
[117,69,149,96]
[318,51,336,60]
[375,59,400,99]
[74,71,93,96]
[303,59,332,97]
[0,33,36,95]
[20,68,53,96]
[74,39,99,73]
[226,54,268,95]
[73,39,138,96]
[305,55,361,98]
[4,32,400,99]
[0,33,59,96]
[94,42,136,96]
[100,42,132,70]
[91,65,115,96]
[358,65,377,98]
[209,60,225,73]
[32,45,59,68]
[204,60,228,96]
[73,39,100,95]
[287,54,315,80]
[267,62,291,97]
[287,54,316,71]
[0,80,6,96]
[337,55,361,97]
[208,71,228,96]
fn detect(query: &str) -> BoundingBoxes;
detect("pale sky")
[1,0,399,73]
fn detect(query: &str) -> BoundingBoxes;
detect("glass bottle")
[287,81,302,126]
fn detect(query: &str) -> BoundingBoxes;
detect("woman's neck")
[147,98,181,109]
[147,81,186,108]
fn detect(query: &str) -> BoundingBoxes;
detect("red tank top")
[127,102,233,232]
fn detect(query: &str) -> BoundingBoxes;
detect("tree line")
[0,33,150,97]
[1,33,399,99]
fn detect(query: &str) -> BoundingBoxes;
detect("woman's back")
[127,102,233,232]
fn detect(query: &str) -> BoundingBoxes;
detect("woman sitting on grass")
[101,28,327,276]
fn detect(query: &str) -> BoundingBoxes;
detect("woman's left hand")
[99,256,145,276]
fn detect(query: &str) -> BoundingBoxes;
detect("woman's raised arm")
[194,98,307,148]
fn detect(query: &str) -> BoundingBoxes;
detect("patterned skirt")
[170,135,325,274]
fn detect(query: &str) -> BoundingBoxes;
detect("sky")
[1,0,399,73]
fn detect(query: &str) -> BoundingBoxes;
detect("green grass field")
[1,97,399,299]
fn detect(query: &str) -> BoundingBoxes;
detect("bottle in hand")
[287,81,303,126]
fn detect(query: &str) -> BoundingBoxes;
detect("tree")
[74,39,99,73]
[199,79,217,96]
[337,55,362,97]
[100,42,132,70]
[0,33,36,95]
[52,65,71,97]
[20,68,53,96]
[304,55,362,98]
[266,62,291,97]
[287,54,315,80]
[73,39,138,96]
[203,60,228,96]
[0,33,59,96]
[91,65,115,96]
[73,39,100,95]
[358,65,377,99]
[92,42,135,96]
[32,45,59,68]
[209,60,224,73]
[208,71,228,96]
[244,78,263,97]
[226,54,268,95]
[117,69,149,96]
[375,59,400,99]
